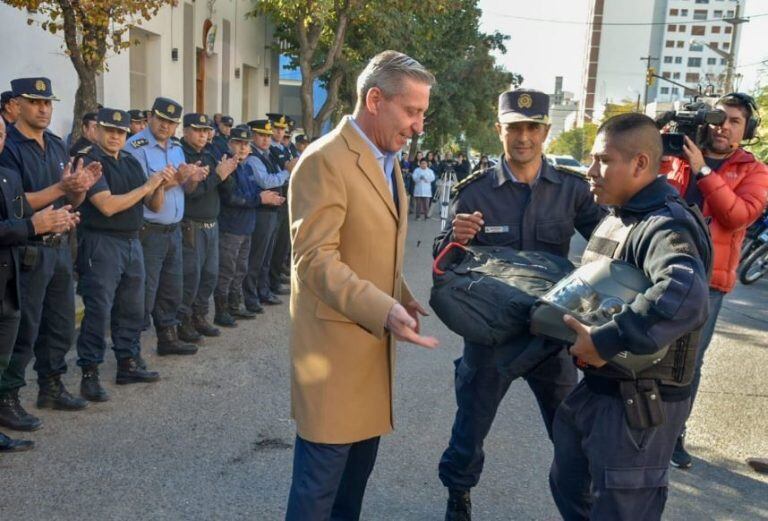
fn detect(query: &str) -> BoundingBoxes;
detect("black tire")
[739,242,768,285]
[740,238,756,265]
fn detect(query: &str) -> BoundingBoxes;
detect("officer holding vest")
[176,113,238,343]
[433,89,605,520]
[549,113,711,520]
[124,97,205,359]
[0,77,100,434]
[242,119,292,311]
[75,108,172,401]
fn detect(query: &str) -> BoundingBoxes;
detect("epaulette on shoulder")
[75,145,92,156]
[131,138,149,148]
[452,168,488,194]
[553,164,588,180]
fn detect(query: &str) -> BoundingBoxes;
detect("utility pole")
[641,55,658,110]
[723,2,749,93]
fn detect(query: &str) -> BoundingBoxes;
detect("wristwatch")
[695,166,713,181]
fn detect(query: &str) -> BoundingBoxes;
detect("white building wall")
[0,1,276,138]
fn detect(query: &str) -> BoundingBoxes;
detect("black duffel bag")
[430,242,574,346]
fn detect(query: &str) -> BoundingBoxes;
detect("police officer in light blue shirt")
[123,97,205,358]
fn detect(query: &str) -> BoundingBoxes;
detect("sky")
[478,0,768,98]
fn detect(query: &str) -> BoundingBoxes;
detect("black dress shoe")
[116,358,161,385]
[37,376,89,411]
[193,314,221,337]
[271,285,290,296]
[80,366,110,402]
[0,432,34,452]
[445,489,472,521]
[260,293,283,306]
[156,327,198,356]
[0,390,42,432]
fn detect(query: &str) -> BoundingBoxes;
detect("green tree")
[547,123,599,163]
[601,99,640,123]
[252,0,516,147]
[3,0,174,140]
[747,82,768,162]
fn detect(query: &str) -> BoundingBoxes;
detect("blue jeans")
[76,232,144,366]
[689,289,725,407]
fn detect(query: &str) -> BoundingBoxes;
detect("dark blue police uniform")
[0,165,38,449]
[0,103,75,397]
[75,142,147,369]
[434,156,604,492]
[549,177,711,521]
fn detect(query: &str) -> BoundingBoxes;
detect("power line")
[483,11,768,26]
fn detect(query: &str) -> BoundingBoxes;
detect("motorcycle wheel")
[739,242,768,285]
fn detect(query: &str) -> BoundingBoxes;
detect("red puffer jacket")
[662,148,768,293]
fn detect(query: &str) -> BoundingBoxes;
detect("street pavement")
[1,218,766,520]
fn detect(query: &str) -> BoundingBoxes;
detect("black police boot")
[37,375,89,411]
[671,429,692,469]
[0,431,34,452]
[0,389,42,432]
[156,326,198,356]
[214,296,238,328]
[230,294,258,319]
[178,315,203,343]
[193,313,221,337]
[115,358,161,385]
[445,489,472,521]
[80,365,110,402]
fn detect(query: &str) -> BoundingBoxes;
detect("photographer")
[662,92,768,469]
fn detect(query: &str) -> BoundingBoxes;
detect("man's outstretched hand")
[386,301,439,349]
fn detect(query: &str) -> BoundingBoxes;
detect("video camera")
[655,101,726,157]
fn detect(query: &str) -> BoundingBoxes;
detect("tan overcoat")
[288,116,413,444]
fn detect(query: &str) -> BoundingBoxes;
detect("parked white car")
[545,154,589,176]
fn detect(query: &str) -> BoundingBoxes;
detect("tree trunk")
[70,66,99,142]
[299,70,316,139]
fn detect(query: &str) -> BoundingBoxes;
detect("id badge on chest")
[484,225,509,234]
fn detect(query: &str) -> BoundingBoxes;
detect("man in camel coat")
[285,51,439,521]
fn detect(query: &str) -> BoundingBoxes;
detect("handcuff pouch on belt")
[620,379,666,429]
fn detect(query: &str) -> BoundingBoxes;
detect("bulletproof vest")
[430,243,574,346]
[581,196,712,386]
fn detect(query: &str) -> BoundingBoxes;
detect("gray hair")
[355,51,435,112]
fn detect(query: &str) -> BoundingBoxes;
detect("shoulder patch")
[452,168,489,195]
[553,164,588,180]
[131,138,149,148]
